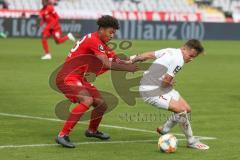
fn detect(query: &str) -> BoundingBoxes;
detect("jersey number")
[69,36,87,57]
[173,66,181,74]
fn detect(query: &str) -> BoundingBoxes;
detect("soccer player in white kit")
[131,39,209,150]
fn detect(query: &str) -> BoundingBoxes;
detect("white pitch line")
[0,137,215,149]
[0,137,207,149]
[0,139,158,149]
[0,112,216,140]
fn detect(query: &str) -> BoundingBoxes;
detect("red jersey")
[57,32,118,82]
[40,4,59,26]
[56,32,119,103]
[67,32,118,75]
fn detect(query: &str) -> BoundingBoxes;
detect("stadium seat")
[1,0,237,21]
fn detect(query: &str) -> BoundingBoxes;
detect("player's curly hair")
[184,39,204,54]
[97,15,120,30]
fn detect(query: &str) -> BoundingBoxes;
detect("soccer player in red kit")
[55,15,138,148]
[40,0,75,60]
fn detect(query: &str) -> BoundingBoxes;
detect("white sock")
[161,112,179,134]
[161,112,195,144]
[178,112,195,144]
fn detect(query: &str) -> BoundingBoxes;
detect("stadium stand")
[0,0,240,22]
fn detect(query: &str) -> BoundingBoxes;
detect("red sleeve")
[105,45,119,61]
[89,40,106,56]
[109,51,119,61]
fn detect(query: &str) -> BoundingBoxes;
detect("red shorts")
[56,75,101,103]
[42,24,62,39]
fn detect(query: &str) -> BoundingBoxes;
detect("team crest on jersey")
[98,45,104,52]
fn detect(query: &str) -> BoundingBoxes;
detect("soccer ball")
[158,134,178,153]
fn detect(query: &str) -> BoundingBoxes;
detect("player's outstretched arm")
[96,55,138,72]
[130,51,156,63]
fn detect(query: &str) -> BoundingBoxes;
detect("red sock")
[59,103,89,136]
[88,105,107,133]
[41,38,49,54]
[55,36,69,44]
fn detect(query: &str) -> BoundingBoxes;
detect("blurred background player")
[39,0,76,60]
[131,39,209,150]
[55,15,138,148]
[0,0,8,9]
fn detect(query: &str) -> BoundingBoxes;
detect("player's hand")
[116,59,132,64]
[131,55,145,63]
[123,60,133,64]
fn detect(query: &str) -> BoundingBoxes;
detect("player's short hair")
[184,39,204,55]
[97,15,120,30]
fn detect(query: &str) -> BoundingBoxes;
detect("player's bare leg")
[159,97,209,150]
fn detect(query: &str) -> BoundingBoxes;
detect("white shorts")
[139,86,180,110]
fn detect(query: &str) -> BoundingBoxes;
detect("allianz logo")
[181,22,205,40]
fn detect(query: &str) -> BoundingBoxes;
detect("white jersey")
[139,48,184,109]
[154,48,184,77]
[140,48,184,91]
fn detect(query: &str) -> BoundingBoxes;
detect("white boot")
[67,33,76,42]
[188,138,210,150]
[41,54,52,60]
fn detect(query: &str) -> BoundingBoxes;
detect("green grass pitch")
[0,38,239,160]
